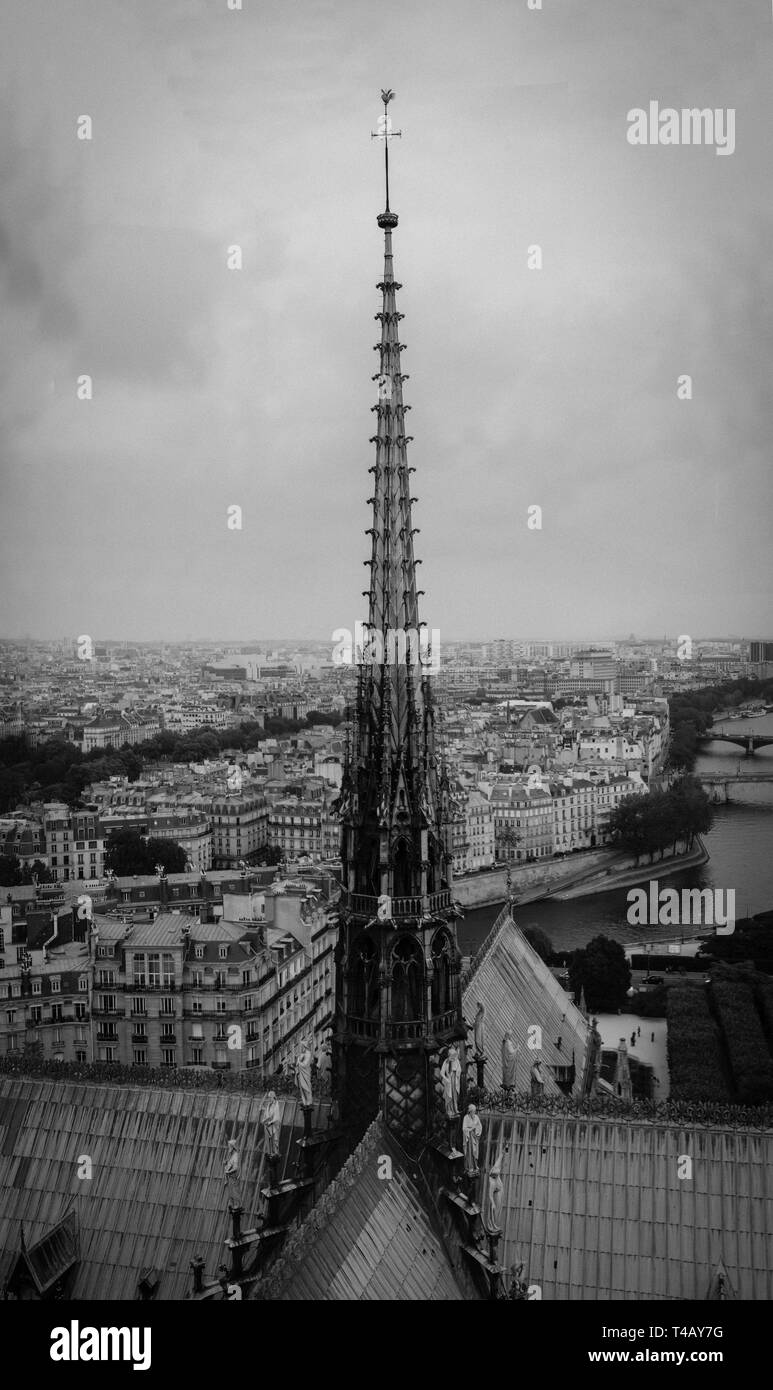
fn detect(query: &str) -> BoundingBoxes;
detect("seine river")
[457,711,773,958]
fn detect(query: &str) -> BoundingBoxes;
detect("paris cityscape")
[1,0,772,1341]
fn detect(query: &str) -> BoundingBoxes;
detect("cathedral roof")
[477,1109,773,1300]
[462,908,590,1097]
[254,1116,466,1301]
[0,1076,328,1300]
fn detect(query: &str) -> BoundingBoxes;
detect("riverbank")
[549,835,710,901]
[454,838,709,912]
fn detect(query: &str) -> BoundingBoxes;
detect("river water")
[457,711,773,959]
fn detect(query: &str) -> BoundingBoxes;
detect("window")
[160,996,175,1015]
[32,979,41,995]
[161,1047,176,1067]
[51,1004,63,1022]
[99,1046,117,1062]
[11,982,21,999]
[75,1049,87,1063]
[133,1048,148,1066]
[162,953,174,987]
[6,1010,16,1025]
[219,946,228,960]
[131,997,146,1015]
[191,1046,203,1065]
[192,997,203,1014]
[75,1002,87,1020]
[133,1021,146,1038]
[147,953,160,987]
[98,994,117,1012]
[216,998,227,1014]
[194,945,204,959]
[161,1023,175,1040]
[53,1028,63,1045]
[97,946,112,959]
[190,1023,203,1039]
[30,1006,42,1025]
[79,976,88,992]
[97,970,113,986]
[190,970,203,987]
[50,977,61,993]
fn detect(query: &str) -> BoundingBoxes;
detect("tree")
[104,828,187,877]
[253,844,282,867]
[0,855,23,887]
[568,935,631,1013]
[145,838,187,875]
[522,925,553,963]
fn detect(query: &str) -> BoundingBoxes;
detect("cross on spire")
[372,89,401,215]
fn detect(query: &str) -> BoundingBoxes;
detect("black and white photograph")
[1,0,772,1356]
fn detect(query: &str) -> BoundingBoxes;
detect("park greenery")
[667,967,773,1105]
[0,711,343,813]
[607,775,713,863]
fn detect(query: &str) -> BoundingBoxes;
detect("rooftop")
[0,1076,328,1300]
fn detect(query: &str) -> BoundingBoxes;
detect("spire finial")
[372,89,401,227]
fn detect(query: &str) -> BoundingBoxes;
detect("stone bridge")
[697,731,773,756]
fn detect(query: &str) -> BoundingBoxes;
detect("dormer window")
[194,945,204,959]
[219,946,228,960]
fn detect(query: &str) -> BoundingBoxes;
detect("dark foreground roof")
[0,1078,326,1300]
[255,1117,466,1301]
[480,1110,773,1300]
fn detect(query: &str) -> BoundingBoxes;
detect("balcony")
[342,888,453,920]
[96,1030,119,1042]
[131,1031,148,1043]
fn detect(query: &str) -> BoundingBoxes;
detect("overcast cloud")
[1,0,771,642]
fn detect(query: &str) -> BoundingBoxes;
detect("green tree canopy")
[568,934,631,1013]
[104,828,187,877]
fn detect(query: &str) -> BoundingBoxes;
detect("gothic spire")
[333,95,465,1152]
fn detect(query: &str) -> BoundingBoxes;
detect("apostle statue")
[316,1046,331,1093]
[462,1103,483,1177]
[440,1044,462,1118]
[472,1001,486,1058]
[530,1058,545,1099]
[501,1029,518,1089]
[482,1144,507,1236]
[260,1091,281,1159]
[295,1040,313,1108]
[223,1139,241,1207]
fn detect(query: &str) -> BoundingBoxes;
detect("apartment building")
[0,909,92,1064]
[464,789,495,871]
[209,794,269,868]
[43,802,106,883]
[268,799,340,862]
[490,783,554,862]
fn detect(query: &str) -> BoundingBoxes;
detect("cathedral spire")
[333,94,466,1152]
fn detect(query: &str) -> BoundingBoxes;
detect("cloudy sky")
[1,0,771,643]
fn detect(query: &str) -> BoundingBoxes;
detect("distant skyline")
[2,0,771,641]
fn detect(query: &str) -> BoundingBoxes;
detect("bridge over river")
[699,772,773,803]
[697,731,773,756]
